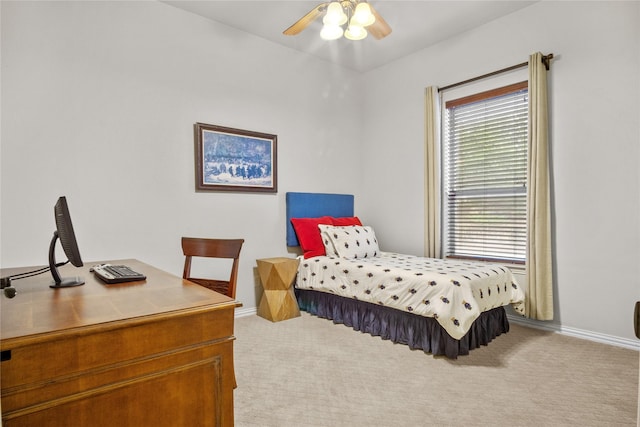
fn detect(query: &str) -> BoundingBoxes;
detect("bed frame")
[285,192,510,358]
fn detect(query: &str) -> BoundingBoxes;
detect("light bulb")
[352,3,375,27]
[344,24,367,40]
[323,2,348,26]
[320,24,344,40]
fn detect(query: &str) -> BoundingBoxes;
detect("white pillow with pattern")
[318,225,379,259]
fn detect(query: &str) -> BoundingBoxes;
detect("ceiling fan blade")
[366,4,392,40]
[283,3,328,36]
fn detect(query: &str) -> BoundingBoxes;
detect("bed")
[286,192,525,359]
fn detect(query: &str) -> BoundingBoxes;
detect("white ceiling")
[162,1,537,72]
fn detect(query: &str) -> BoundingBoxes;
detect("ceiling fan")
[283,1,392,41]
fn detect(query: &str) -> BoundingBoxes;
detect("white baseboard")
[235,306,257,318]
[234,307,639,351]
[507,314,640,351]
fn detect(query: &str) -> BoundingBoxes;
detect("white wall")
[0,1,363,310]
[2,1,639,345]
[360,1,640,342]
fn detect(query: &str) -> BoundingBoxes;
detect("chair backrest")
[181,237,244,299]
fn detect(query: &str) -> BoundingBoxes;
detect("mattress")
[296,252,525,340]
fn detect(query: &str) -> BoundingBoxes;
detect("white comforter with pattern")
[296,252,525,340]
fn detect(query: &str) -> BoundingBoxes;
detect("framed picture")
[194,123,277,193]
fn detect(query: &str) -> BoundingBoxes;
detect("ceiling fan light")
[352,3,375,27]
[344,24,367,41]
[323,2,348,26]
[320,23,344,40]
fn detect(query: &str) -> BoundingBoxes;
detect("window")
[443,81,528,264]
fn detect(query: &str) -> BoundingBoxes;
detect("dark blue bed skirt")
[295,288,509,359]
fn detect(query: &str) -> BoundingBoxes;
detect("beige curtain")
[424,86,441,259]
[525,52,554,320]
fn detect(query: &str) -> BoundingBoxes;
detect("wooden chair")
[181,237,244,299]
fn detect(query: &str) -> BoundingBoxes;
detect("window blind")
[444,82,528,264]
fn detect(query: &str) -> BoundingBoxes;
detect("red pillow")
[291,216,333,258]
[331,216,362,226]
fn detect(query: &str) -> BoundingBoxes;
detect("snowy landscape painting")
[195,123,277,193]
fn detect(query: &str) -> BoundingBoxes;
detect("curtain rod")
[438,53,554,92]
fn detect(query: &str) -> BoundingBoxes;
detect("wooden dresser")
[0,259,240,426]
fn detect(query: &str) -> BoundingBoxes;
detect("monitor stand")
[50,276,85,288]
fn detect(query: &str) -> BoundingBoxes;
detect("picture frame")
[194,123,277,193]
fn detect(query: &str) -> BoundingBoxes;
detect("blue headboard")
[286,192,354,246]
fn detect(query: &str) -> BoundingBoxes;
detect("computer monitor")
[49,196,85,288]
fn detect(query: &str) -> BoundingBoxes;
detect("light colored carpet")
[234,313,639,427]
